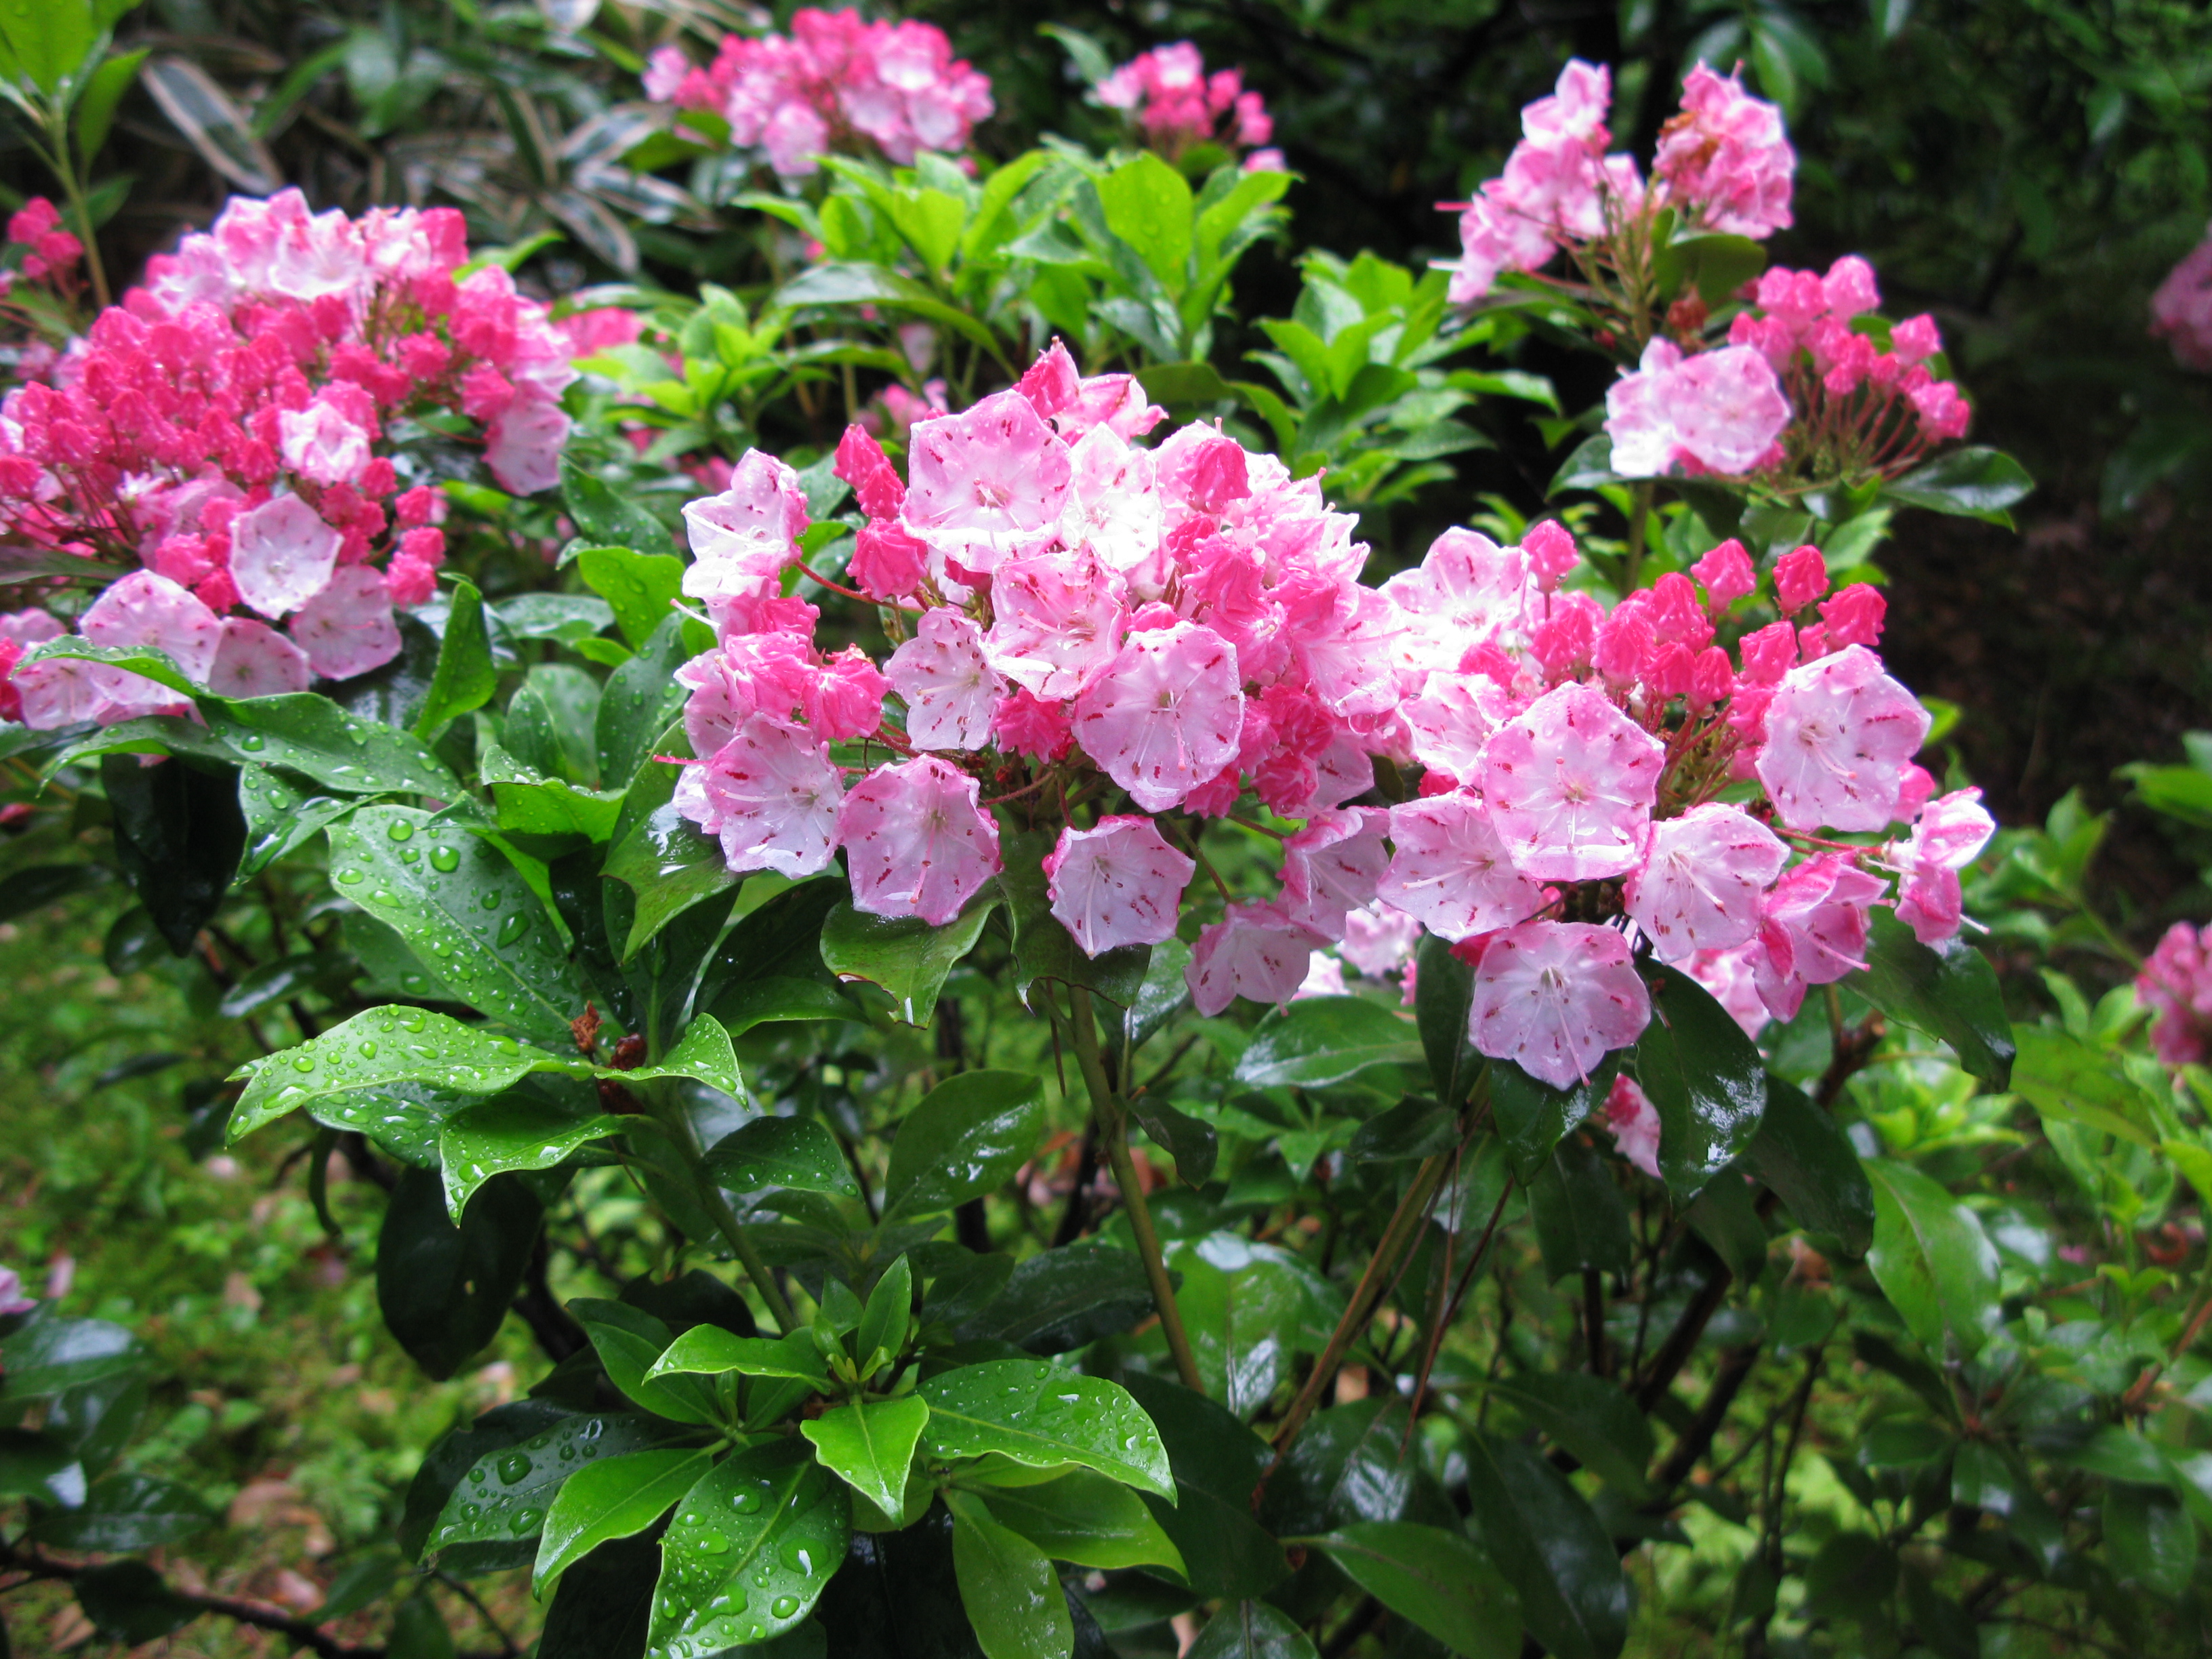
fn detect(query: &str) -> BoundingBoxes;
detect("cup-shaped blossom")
[1889,787,1996,945]
[902,390,1072,573]
[1469,920,1652,1089]
[1753,854,1887,1021]
[1186,901,1319,1017]
[983,546,1126,698]
[886,609,1004,752]
[1755,644,1930,832]
[1044,815,1196,956]
[1481,682,1666,881]
[81,571,224,684]
[1377,794,1548,942]
[676,714,845,879]
[836,754,1002,926]
[1653,63,1795,237]
[1624,803,1789,962]
[1340,903,1422,978]
[208,619,312,698]
[289,568,402,682]
[230,496,342,619]
[681,451,812,604]
[1686,942,1770,1039]
[1402,671,1513,780]
[1071,621,1244,813]
[1279,806,1391,937]
[2139,922,2212,1067]
[1606,340,1790,479]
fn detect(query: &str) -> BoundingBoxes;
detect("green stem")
[1622,479,1655,594]
[655,1087,798,1334]
[34,113,110,310]
[1067,985,1203,1392]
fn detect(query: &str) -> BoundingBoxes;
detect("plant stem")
[1067,984,1203,1391]
[34,115,110,310]
[1622,479,1655,593]
[655,1087,798,1333]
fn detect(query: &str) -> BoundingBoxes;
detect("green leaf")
[596,615,692,790]
[213,692,461,796]
[604,803,736,960]
[855,1254,912,1370]
[1413,932,1480,1107]
[0,1428,80,1502]
[533,1446,716,1597]
[1743,1078,1875,1253]
[1173,1242,1306,1418]
[73,1559,197,1646]
[377,1168,541,1380]
[1118,1374,1286,1600]
[328,806,589,1045]
[1633,964,1767,1198]
[2006,1024,2152,1145]
[918,1361,1174,1499]
[1492,1057,1617,1183]
[1298,1522,1520,1659]
[480,744,626,842]
[428,1414,681,1561]
[1097,152,1194,295]
[0,861,108,923]
[1527,1134,1632,1281]
[438,1093,625,1220]
[1462,1432,1629,1659]
[645,1439,849,1655]
[882,1071,1046,1220]
[888,188,968,273]
[35,1473,213,1551]
[2105,1485,2196,1597]
[0,0,94,100]
[959,1242,1160,1355]
[1652,232,1767,309]
[141,54,280,192]
[623,1015,745,1099]
[228,1008,554,1143]
[970,1470,1185,1574]
[0,1318,141,1404]
[538,1530,658,1658]
[1885,447,2034,518]
[1853,912,2015,1087]
[1231,998,1422,1088]
[1136,361,1237,407]
[571,1300,725,1428]
[945,1490,1076,1659]
[414,579,495,739]
[1481,1373,1654,1499]
[704,1116,857,1196]
[74,45,148,157]
[579,546,689,650]
[101,752,245,955]
[561,458,674,556]
[1130,1096,1218,1186]
[1187,1603,1317,1659]
[647,1327,831,1389]
[804,1397,928,1515]
[1864,1158,2000,1360]
[715,976,859,1038]
[819,894,998,1027]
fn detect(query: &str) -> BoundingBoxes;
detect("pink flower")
[278,394,375,487]
[1186,901,1320,1016]
[0,1266,32,1316]
[1755,644,1930,832]
[1600,1076,1662,1179]
[230,495,342,619]
[1889,787,1995,946]
[1382,527,1535,676]
[1753,854,1887,1021]
[836,754,1002,926]
[1686,942,1771,1039]
[993,688,1073,762]
[288,566,401,681]
[1521,59,1612,148]
[81,571,224,685]
[207,617,312,698]
[1340,902,1422,978]
[1605,340,1790,478]
[2152,223,2212,372]
[1061,424,1164,571]
[983,546,1125,698]
[1403,672,1513,780]
[886,609,1004,752]
[483,397,571,495]
[1044,815,1195,956]
[1625,804,1789,962]
[1279,806,1391,937]
[1654,63,1795,237]
[1377,793,1548,942]
[1692,539,1757,612]
[1294,951,1349,1000]
[682,450,811,605]
[902,390,1072,573]
[1071,621,1243,813]
[1481,682,1666,881]
[2139,922,2212,1066]
[1469,920,1652,1089]
[676,714,844,879]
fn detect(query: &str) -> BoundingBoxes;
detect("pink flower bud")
[1522,518,1579,588]
[1818,581,1885,649]
[1692,538,1757,611]
[1773,545,1828,613]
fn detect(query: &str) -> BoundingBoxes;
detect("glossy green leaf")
[1130,1097,1218,1186]
[1743,1077,1875,1253]
[0,1428,80,1502]
[714,975,859,1038]
[0,1319,142,1404]
[34,1473,213,1551]
[1481,1372,1654,1499]
[648,1327,831,1389]
[480,744,626,842]
[1492,1056,1618,1182]
[571,1300,724,1427]
[1172,1241,1306,1418]
[533,1446,717,1597]
[1854,912,2015,1087]
[644,1439,848,1656]
[819,894,998,1027]
[1652,232,1767,308]
[237,767,354,879]
[438,1093,626,1220]
[1633,964,1767,1198]
[1298,1522,1520,1659]
[960,1242,1160,1355]
[578,546,687,649]
[1864,1158,2001,1359]
[972,1470,1185,1574]
[704,1115,857,1196]
[18,637,198,698]
[604,802,737,961]
[623,1015,745,1099]
[595,616,691,789]
[1885,446,2034,518]
[427,1414,681,1561]
[1232,998,1422,1088]
[414,579,495,739]
[75,45,150,159]
[1462,1432,1628,1659]
[329,806,590,1044]
[211,692,462,796]
[882,1070,1046,1220]
[1098,153,1192,294]
[855,1254,912,1371]
[561,457,674,557]
[2009,1025,2158,1148]
[2106,1486,2196,1596]
[946,1490,1076,1659]
[1527,1134,1632,1280]
[377,1168,541,1380]
[228,1007,557,1143]
[1186,1602,1317,1659]
[804,1396,928,1515]
[1118,1374,1286,1600]
[918,1360,1174,1499]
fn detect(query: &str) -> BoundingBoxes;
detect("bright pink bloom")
[836,754,1002,927]
[1279,806,1391,937]
[230,495,341,619]
[676,714,844,879]
[1376,794,1547,942]
[682,450,811,605]
[1481,682,1666,881]
[2139,922,2212,1066]
[886,609,1004,752]
[983,546,1124,697]
[1687,941,1770,1039]
[1818,582,1885,649]
[1773,545,1828,613]
[1185,901,1319,1016]
[1692,539,1757,612]
[1889,787,1995,945]
[1753,854,1887,1021]
[289,567,401,681]
[1601,1076,1661,1179]
[1469,920,1652,1089]
[483,397,571,495]
[1044,815,1195,956]
[1403,671,1512,780]
[851,520,931,602]
[1383,527,1535,676]
[207,617,311,697]
[1755,644,1930,832]
[993,688,1073,762]
[1097,43,1275,165]
[1653,64,1794,237]
[1605,339,1790,478]
[902,390,1071,573]
[1071,621,1243,813]
[1624,803,1788,962]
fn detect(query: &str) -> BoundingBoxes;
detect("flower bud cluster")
[0,190,614,728]
[3,199,85,299]
[670,344,1988,1092]
[644,7,993,180]
[1094,43,1283,171]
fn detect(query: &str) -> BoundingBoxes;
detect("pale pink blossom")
[1402,671,1513,780]
[1383,528,1536,677]
[207,618,312,698]
[1600,1075,1661,1179]
[277,395,373,487]
[229,496,341,619]
[483,397,571,496]
[1624,803,1788,961]
[1340,902,1422,979]
[2139,922,2212,1067]
[1376,794,1547,941]
[1606,339,1790,478]
[1654,64,1795,237]
[1755,644,1930,832]
[289,567,401,681]
[1754,854,1887,1021]
[1279,806,1391,937]
[676,715,844,878]
[902,390,1071,573]
[1294,951,1348,1000]
[1044,815,1195,956]
[2152,223,2212,372]
[81,571,223,684]
[1469,920,1652,1089]
[886,609,1004,751]
[0,1267,31,1316]
[1061,424,1163,571]
[983,546,1125,698]
[682,451,811,605]
[1481,682,1666,881]
[1186,901,1319,1016]
[1687,942,1771,1039]
[1888,786,1995,946]
[836,754,1002,926]
[1071,621,1243,812]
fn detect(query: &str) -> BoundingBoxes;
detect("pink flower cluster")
[3,199,85,294]
[2139,922,2212,1067]
[644,8,992,179]
[667,344,1990,1092]
[1094,43,1283,171]
[2152,222,2212,373]
[0,190,600,728]
[1444,60,1793,304]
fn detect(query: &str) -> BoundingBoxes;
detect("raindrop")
[480,891,503,912]
[497,914,529,947]
[731,1489,764,1515]
[399,847,420,864]
[511,1507,544,1534]
[239,733,266,751]
[291,1055,316,1072]
[698,1532,731,1555]
[359,1041,378,1059]
[782,1543,815,1576]
[771,1596,799,1620]
[336,870,364,885]
[387,820,414,842]
[497,1453,531,1484]
[431,846,460,872]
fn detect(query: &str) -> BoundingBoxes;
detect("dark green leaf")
[1481,1374,1654,1499]
[1885,447,2034,518]
[972,1471,1185,1574]
[398,1400,575,1564]
[414,579,495,739]
[562,458,674,557]
[439,1092,625,1219]
[101,752,245,954]
[1462,1432,1629,1659]
[699,877,847,1008]
[946,1490,1076,1659]
[216,949,350,1019]
[570,1299,723,1427]
[705,1116,857,1196]
[2010,1025,2160,1147]
[648,1326,831,1389]
[595,615,691,790]
[229,1008,561,1143]
[1232,998,1422,1088]
[578,546,688,651]
[431,1413,682,1561]
[0,1317,142,1404]
[1864,1159,2000,1360]
[538,1531,659,1659]
[1492,1056,1617,1183]
[1345,1098,1458,1163]
[211,693,462,796]
[1685,1167,1769,1284]
[882,1071,1046,1220]
[1130,1096,1218,1185]
[1853,912,2015,1087]
[1633,964,1767,1199]
[1801,1532,1898,1621]
[820,894,998,1028]
[74,46,150,159]
[1652,232,1767,309]
[1118,1373,1286,1601]
[533,1446,716,1595]
[73,1561,197,1646]
[1549,435,1620,493]
[1528,1134,1632,1280]
[481,744,626,841]
[0,862,108,923]
[960,1242,1159,1355]
[1187,1602,1317,1659]
[1412,932,1479,1107]
[918,1361,1173,1498]
[604,803,736,961]
[2106,1485,2197,1597]
[1174,1243,1305,1417]
[35,1473,213,1550]
[1743,1078,1874,1253]
[377,1168,541,1380]
[0,1428,80,1502]
[646,1439,849,1653]
[1298,1521,1521,1659]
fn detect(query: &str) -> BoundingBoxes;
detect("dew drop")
[771,1596,799,1620]
[399,846,420,864]
[497,1453,531,1484]
[698,1532,730,1555]
[239,733,266,751]
[497,913,529,947]
[511,1507,544,1534]
[731,1489,764,1515]
[387,819,414,842]
[782,1543,814,1576]
[291,1055,316,1072]
[431,846,460,872]
[336,869,363,885]
[359,1040,378,1059]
